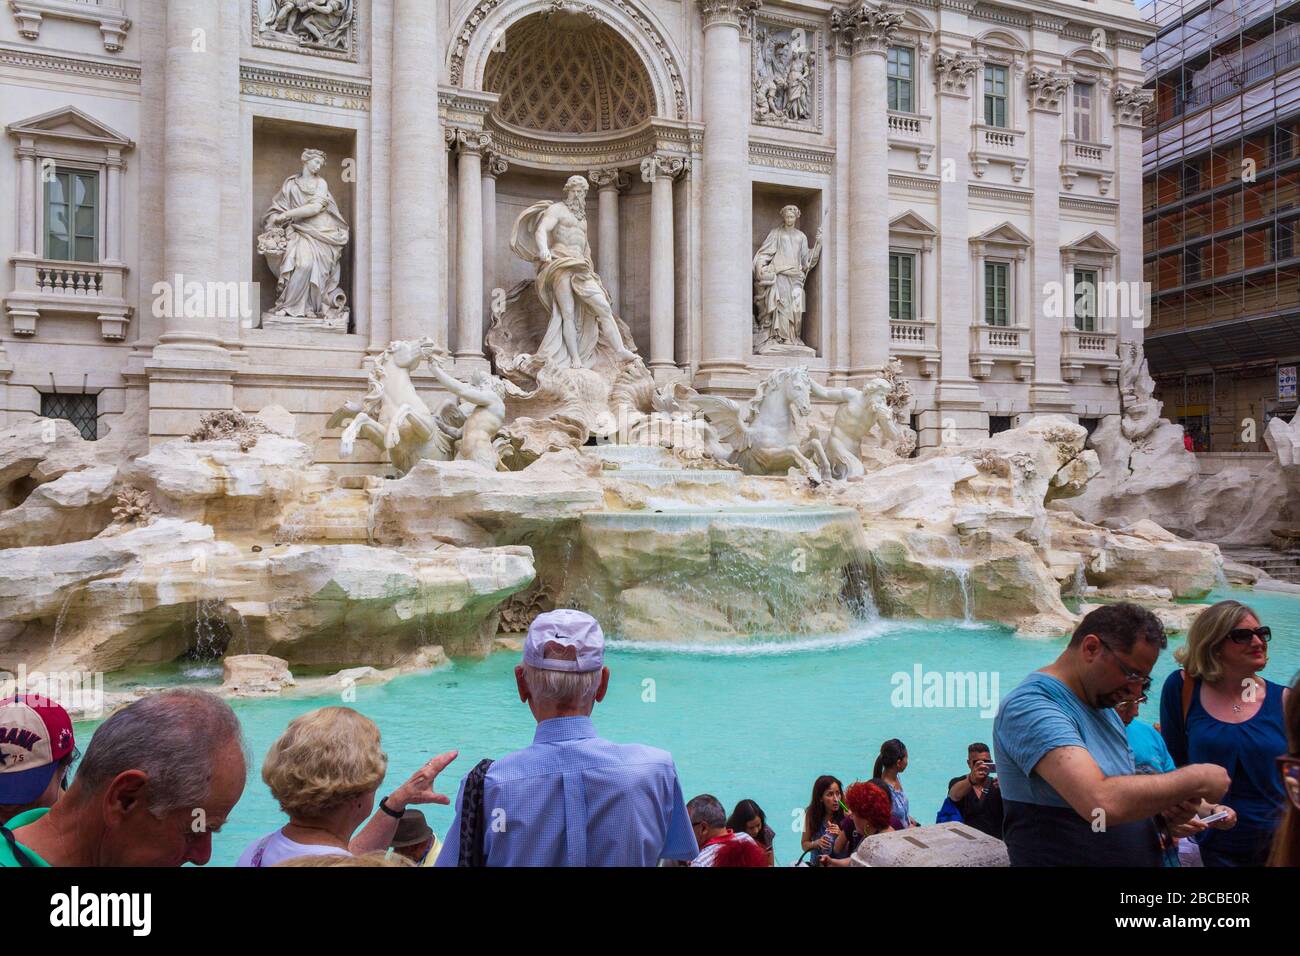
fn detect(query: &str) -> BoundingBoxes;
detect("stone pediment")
[7,106,134,150]
[890,210,938,239]
[1061,230,1120,256]
[971,221,1031,247]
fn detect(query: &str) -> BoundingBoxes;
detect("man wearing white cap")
[437,609,697,866]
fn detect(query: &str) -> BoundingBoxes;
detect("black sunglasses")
[1226,626,1271,645]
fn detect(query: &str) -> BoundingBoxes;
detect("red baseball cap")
[0,695,76,804]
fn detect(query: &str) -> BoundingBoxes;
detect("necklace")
[284,823,346,847]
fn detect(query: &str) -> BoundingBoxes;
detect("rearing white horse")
[327,338,462,475]
[691,367,825,482]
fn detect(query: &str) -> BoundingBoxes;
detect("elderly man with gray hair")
[687,793,767,867]
[437,609,697,866]
[0,689,247,867]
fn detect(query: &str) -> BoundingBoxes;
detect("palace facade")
[0,0,1153,465]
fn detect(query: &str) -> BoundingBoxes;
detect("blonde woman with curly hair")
[1159,600,1291,866]
[237,706,457,868]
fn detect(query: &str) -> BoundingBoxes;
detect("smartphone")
[1198,809,1230,825]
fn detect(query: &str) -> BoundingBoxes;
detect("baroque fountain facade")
[1,0,1298,706]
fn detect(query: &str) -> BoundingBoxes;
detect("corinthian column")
[642,155,685,375]
[696,0,760,391]
[589,168,626,314]
[158,0,226,354]
[833,2,903,381]
[1026,66,1073,414]
[928,47,987,448]
[1113,85,1154,349]
[453,128,490,367]
[482,148,508,318]
[391,0,444,347]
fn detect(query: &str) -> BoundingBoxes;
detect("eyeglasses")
[1117,695,1150,706]
[1098,640,1152,689]
[1226,626,1271,645]
[58,746,80,792]
[1279,757,1300,811]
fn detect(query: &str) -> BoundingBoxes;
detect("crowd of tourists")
[1,602,1297,868]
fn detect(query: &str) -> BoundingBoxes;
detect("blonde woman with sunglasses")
[1159,600,1292,866]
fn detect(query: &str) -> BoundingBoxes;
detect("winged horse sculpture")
[689,366,826,482]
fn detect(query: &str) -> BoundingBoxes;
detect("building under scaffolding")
[1142,0,1300,450]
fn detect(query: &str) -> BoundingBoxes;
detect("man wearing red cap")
[0,695,78,867]
[0,695,77,825]
[1,688,246,867]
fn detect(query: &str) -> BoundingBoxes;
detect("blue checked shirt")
[435,716,698,867]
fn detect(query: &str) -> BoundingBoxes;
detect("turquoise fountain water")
[87,587,1300,866]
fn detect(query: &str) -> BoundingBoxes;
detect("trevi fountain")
[1,0,1299,865]
[3,169,1300,864]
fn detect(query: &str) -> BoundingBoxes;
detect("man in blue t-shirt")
[994,603,1230,866]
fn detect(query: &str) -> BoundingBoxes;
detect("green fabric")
[0,807,51,867]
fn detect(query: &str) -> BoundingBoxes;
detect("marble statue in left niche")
[258,149,351,333]
[256,0,355,55]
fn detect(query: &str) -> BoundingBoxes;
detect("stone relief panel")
[751,17,823,133]
[252,0,359,61]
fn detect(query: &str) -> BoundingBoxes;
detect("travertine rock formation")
[0,517,534,672]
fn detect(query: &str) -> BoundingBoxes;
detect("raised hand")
[389,750,459,809]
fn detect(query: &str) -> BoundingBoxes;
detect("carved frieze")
[749,139,834,174]
[752,17,822,133]
[239,66,370,111]
[252,0,358,62]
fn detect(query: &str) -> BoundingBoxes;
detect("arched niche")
[449,0,688,123]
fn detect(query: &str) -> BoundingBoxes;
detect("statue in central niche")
[753,203,821,354]
[510,174,639,370]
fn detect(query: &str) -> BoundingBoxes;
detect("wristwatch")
[378,796,403,819]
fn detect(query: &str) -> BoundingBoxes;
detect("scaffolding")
[1143,0,1300,449]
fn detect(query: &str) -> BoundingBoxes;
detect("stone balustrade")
[7,254,130,340]
[886,110,934,170]
[889,318,940,375]
[970,322,1033,379]
[1060,327,1119,382]
[970,124,1028,181]
[1060,138,1114,193]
